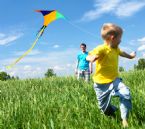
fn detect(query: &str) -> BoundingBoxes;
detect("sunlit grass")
[1,70,145,129]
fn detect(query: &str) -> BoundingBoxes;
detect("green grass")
[0,70,145,129]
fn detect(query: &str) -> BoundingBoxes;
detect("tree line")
[119,58,145,72]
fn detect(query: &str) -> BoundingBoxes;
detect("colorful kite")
[6,10,65,69]
[36,10,66,36]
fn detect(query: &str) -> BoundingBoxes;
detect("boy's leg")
[113,78,132,127]
[104,104,118,116]
[84,69,90,82]
[113,78,132,120]
[94,83,117,116]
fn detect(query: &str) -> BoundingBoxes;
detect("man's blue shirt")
[77,51,89,70]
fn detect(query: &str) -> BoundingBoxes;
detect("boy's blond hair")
[101,23,123,40]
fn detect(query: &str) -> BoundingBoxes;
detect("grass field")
[1,70,145,129]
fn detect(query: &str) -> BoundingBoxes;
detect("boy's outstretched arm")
[120,51,136,59]
[86,55,99,62]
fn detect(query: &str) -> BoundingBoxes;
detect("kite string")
[66,20,97,38]
[6,26,46,69]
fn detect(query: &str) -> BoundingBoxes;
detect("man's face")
[80,45,86,52]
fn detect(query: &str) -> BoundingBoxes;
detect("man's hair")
[80,43,86,47]
[101,23,123,40]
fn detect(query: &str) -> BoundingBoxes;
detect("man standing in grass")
[75,43,92,82]
[87,23,136,127]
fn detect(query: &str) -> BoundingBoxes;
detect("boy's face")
[110,34,122,48]
[80,45,86,52]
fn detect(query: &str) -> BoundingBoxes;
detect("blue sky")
[0,0,145,78]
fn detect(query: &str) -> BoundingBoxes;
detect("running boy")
[86,23,136,127]
[75,43,92,82]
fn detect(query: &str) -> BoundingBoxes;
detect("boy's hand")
[130,51,136,59]
[86,55,99,62]
[120,51,136,59]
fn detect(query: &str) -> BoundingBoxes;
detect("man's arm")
[120,51,136,59]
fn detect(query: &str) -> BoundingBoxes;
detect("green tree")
[0,72,11,81]
[134,58,145,70]
[45,69,56,78]
[11,76,19,80]
[0,72,19,81]
[119,66,125,72]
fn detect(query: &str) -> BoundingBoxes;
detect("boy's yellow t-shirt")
[89,43,123,84]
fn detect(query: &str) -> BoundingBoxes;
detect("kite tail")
[6,26,46,69]
[37,25,47,36]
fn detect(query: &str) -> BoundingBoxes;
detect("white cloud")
[81,0,122,21]
[115,1,145,17]
[24,65,32,71]
[81,0,145,21]
[138,45,145,51]
[6,65,45,79]
[0,32,23,45]
[137,36,145,51]
[120,46,134,53]
[2,48,78,78]
[53,44,60,48]
[9,71,16,77]
[66,63,72,67]
[53,65,65,71]
[137,37,145,43]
